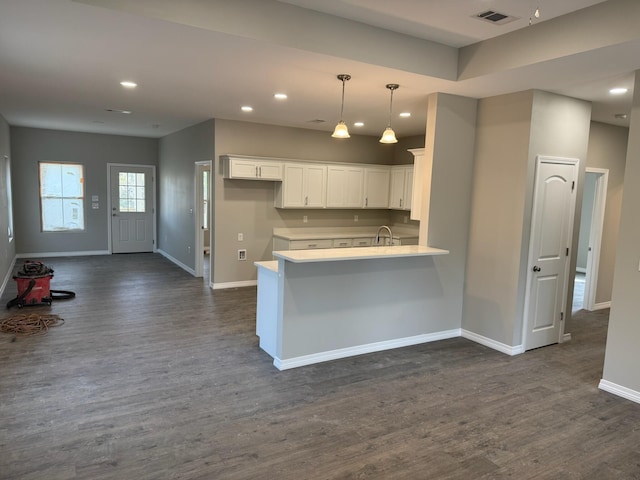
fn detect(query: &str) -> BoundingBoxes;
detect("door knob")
[532,266,541,272]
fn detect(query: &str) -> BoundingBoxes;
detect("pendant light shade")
[380,84,399,144]
[332,74,351,138]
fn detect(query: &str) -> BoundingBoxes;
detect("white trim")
[0,255,17,298]
[194,161,212,279]
[156,249,196,276]
[16,250,109,258]
[583,168,608,311]
[592,301,611,311]
[273,329,461,370]
[576,267,587,274]
[563,333,572,342]
[213,280,257,290]
[599,379,640,404]
[461,329,524,356]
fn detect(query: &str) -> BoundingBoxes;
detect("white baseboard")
[563,333,572,342]
[461,329,525,356]
[599,379,640,405]
[213,280,257,290]
[156,249,196,276]
[0,255,17,299]
[17,250,110,258]
[273,329,461,370]
[592,301,611,311]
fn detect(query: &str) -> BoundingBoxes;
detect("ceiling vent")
[474,10,519,25]
[306,118,326,124]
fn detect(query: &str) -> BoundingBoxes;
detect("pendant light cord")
[340,78,346,121]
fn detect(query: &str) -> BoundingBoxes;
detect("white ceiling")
[0,0,636,139]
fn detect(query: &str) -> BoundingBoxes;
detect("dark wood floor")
[1,254,638,479]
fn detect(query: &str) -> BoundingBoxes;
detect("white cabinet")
[389,165,413,211]
[363,167,390,208]
[326,166,364,208]
[222,155,283,180]
[275,163,327,208]
[408,148,430,221]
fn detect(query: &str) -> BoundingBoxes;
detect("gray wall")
[10,127,158,255]
[602,70,640,394]
[0,114,15,291]
[213,119,417,285]
[585,121,628,305]
[463,90,591,347]
[158,119,214,270]
[424,92,478,331]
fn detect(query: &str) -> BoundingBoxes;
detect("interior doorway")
[574,168,608,311]
[195,161,212,283]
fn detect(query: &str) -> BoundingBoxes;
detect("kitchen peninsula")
[254,245,451,370]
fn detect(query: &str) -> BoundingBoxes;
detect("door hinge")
[571,181,575,191]
[560,312,564,321]
[566,247,569,256]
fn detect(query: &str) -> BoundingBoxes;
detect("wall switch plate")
[303,215,308,223]
[238,233,243,241]
[354,215,359,222]
[238,249,247,261]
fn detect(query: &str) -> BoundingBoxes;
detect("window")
[4,155,13,241]
[203,169,209,229]
[118,172,146,212]
[39,162,85,231]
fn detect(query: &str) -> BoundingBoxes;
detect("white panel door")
[110,165,155,253]
[524,157,578,350]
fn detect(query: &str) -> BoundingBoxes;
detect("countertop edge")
[272,245,449,263]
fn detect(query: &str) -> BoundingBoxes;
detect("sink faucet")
[375,225,393,246]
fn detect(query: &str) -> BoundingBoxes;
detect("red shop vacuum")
[6,261,75,309]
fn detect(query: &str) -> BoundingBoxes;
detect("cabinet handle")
[259,166,262,177]
[255,166,259,177]
[365,198,368,207]
[305,196,308,206]
[400,198,403,208]
[308,243,317,247]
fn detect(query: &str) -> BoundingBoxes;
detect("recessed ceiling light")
[274,93,287,100]
[120,81,137,88]
[241,106,253,112]
[105,108,132,114]
[609,87,628,95]
[614,113,628,119]
[353,122,364,127]
[399,112,411,118]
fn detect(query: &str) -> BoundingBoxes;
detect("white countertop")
[255,260,278,272]
[272,245,448,263]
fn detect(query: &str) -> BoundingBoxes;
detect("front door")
[110,165,155,253]
[524,156,578,350]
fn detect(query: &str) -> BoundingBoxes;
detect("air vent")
[474,10,519,25]
[306,119,326,124]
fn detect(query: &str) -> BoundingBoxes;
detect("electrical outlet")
[238,233,243,241]
[188,246,191,253]
[354,215,359,222]
[303,215,308,223]
[238,249,247,261]
[404,216,408,224]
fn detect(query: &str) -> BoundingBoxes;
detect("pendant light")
[380,84,399,144]
[331,74,351,138]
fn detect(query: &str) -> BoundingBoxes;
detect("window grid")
[118,172,146,213]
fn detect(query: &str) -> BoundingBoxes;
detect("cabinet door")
[326,166,363,208]
[403,167,413,211]
[229,159,259,179]
[304,164,326,208]
[389,168,406,209]
[257,161,283,180]
[363,167,390,208]
[282,164,306,207]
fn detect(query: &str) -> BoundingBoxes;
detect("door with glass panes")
[110,165,155,253]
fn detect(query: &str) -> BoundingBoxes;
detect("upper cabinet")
[222,155,283,181]
[389,165,413,211]
[363,167,390,208]
[326,165,364,208]
[275,163,327,208]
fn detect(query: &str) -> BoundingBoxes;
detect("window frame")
[39,161,86,232]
